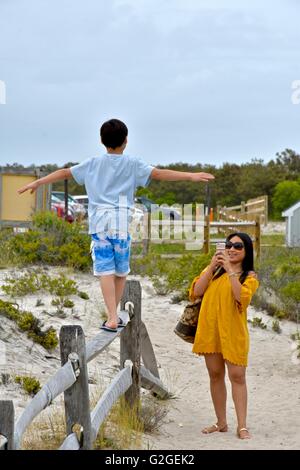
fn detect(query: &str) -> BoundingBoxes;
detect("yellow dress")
[189,267,259,366]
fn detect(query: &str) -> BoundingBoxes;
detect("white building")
[282,201,300,247]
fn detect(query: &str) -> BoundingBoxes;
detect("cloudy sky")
[0,0,300,167]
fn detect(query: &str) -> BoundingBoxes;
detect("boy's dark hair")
[212,232,255,285]
[100,119,128,149]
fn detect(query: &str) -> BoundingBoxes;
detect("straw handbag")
[174,298,202,343]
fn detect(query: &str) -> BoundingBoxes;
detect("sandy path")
[139,277,300,450]
[1,268,300,450]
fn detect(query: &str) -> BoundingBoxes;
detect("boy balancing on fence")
[18,119,215,332]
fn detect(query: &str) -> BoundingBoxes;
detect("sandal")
[117,317,126,328]
[237,427,251,439]
[100,321,118,333]
[202,423,228,434]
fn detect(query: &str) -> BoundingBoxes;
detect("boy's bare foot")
[202,423,228,434]
[237,427,251,439]
[105,320,118,329]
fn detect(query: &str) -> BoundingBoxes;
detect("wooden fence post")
[216,205,221,222]
[0,400,14,450]
[120,280,141,408]
[203,214,210,254]
[60,325,92,450]
[264,195,268,226]
[241,201,246,215]
[255,216,261,259]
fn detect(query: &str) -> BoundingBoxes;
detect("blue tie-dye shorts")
[90,233,131,277]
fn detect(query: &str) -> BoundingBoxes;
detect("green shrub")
[47,274,77,297]
[290,332,300,341]
[1,272,41,296]
[0,299,58,350]
[272,319,282,334]
[249,317,267,329]
[51,298,74,309]
[0,228,19,267]
[63,299,74,308]
[151,276,171,295]
[17,312,39,331]
[131,251,211,300]
[251,295,287,319]
[5,212,91,271]
[78,291,89,300]
[2,270,89,303]
[280,281,300,303]
[0,299,20,322]
[255,247,300,322]
[33,328,58,350]
[59,242,91,271]
[15,375,41,395]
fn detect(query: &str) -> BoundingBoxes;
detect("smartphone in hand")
[216,242,226,255]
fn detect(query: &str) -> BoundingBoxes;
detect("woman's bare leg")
[202,353,228,433]
[226,361,250,439]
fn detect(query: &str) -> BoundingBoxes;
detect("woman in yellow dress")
[189,232,259,439]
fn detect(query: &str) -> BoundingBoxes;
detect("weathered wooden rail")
[216,195,268,226]
[0,280,169,450]
[203,216,261,258]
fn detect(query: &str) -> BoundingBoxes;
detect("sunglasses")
[225,241,244,250]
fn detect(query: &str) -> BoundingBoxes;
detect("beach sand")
[0,267,299,450]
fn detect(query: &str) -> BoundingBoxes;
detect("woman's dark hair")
[100,119,128,149]
[212,232,255,284]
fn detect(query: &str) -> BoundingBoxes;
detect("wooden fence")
[216,195,268,226]
[203,215,261,259]
[134,213,261,259]
[0,280,169,450]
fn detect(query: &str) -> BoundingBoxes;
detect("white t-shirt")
[70,153,154,235]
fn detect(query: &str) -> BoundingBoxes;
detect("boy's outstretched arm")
[151,168,214,182]
[17,168,73,194]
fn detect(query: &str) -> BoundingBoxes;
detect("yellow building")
[0,169,51,227]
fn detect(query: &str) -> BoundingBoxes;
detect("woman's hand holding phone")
[209,243,224,271]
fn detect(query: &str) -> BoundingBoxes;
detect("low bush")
[272,319,282,334]
[131,251,211,300]
[0,299,58,350]
[15,375,41,395]
[249,317,267,329]
[3,212,91,271]
[2,270,88,300]
[254,247,300,322]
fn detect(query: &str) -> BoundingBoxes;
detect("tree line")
[2,148,300,219]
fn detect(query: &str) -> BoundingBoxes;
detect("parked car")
[51,194,75,223]
[72,195,89,212]
[52,191,86,219]
[134,196,181,220]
